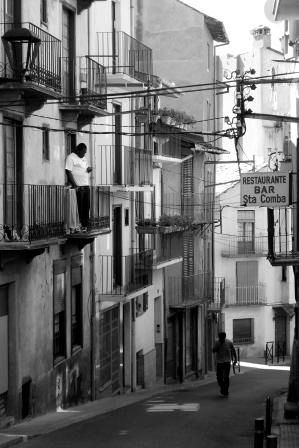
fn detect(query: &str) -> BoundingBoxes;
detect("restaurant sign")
[240,172,289,207]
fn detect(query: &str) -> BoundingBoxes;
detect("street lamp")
[2,27,41,82]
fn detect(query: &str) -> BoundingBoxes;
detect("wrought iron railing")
[167,272,215,307]
[161,193,220,224]
[98,249,153,296]
[0,184,110,243]
[0,22,62,91]
[97,31,153,83]
[208,277,225,309]
[267,208,294,264]
[153,233,183,264]
[225,283,266,305]
[0,184,65,242]
[96,145,152,186]
[88,186,110,230]
[61,56,107,109]
[221,235,268,257]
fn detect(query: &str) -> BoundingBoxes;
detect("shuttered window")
[182,157,193,217]
[53,260,66,361]
[183,233,194,277]
[71,255,83,351]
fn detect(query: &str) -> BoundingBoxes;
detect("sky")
[181,0,284,55]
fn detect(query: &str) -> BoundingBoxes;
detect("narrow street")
[19,368,288,448]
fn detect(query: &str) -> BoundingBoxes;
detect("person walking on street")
[65,143,92,231]
[213,331,237,397]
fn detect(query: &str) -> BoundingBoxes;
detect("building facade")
[0,0,228,426]
[264,0,299,418]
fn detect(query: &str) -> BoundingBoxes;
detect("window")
[236,261,258,304]
[281,266,287,282]
[136,293,148,317]
[65,130,76,157]
[53,260,66,362]
[233,318,254,344]
[42,126,50,161]
[124,208,129,226]
[237,210,255,254]
[71,255,83,351]
[40,0,48,24]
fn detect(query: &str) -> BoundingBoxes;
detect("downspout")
[130,0,136,392]
[88,6,96,402]
[212,39,229,319]
[210,40,229,365]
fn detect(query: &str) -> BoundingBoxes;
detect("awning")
[195,142,230,155]
[273,304,295,318]
[204,15,229,44]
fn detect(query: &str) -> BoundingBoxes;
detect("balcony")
[98,250,153,299]
[65,186,110,244]
[136,193,220,234]
[153,233,183,268]
[208,278,225,311]
[221,235,268,258]
[96,145,152,190]
[167,272,214,308]
[225,283,267,306]
[59,56,107,127]
[0,22,62,113]
[0,184,110,253]
[0,184,65,253]
[97,31,153,87]
[267,208,297,266]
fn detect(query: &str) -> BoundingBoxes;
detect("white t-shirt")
[65,152,89,186]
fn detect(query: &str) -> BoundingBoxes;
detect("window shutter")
[183,233,194,277]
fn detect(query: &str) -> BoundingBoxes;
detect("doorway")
[113,206,122,290]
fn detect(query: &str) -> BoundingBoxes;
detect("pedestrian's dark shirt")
[213,339,235,363]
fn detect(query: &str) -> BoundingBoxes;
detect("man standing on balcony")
[65,143,92,231]
[213,332,237,397]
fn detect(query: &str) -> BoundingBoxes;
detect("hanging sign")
[240,172,289,207]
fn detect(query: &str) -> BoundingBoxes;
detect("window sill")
[54,355,66,367]
[71,345,82,356]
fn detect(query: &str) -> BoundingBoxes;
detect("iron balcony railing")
[167,272,215,307]
[96,145,152,186]
[61,56,107,109]
[0,184,110,244]
[0,184,65,242]
[0,22,62,92]
[153,233,183,265]
[221,235,268,257]
[97,31,153,84]
[98,249,153,296]
[267,208,294,265]
[225,282,267,306]
[88,186,110,230]
[136,193,220,229]
[161,193,220,224]
[208,277,225,310]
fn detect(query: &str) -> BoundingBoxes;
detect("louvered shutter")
[182,158,193,217]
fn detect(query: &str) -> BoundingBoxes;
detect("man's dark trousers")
[216,361,231,395]
[76,186,90,228]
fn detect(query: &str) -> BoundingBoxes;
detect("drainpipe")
[87,6,97,402]
[211,40,229,364]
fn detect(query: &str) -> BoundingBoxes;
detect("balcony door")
[3,119,23,235]
[236,261,258,304]
[113,104,122,184]
[113,206,122,289]
[62,7,75,99]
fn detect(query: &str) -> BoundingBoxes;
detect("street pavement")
[0,361,298,447]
